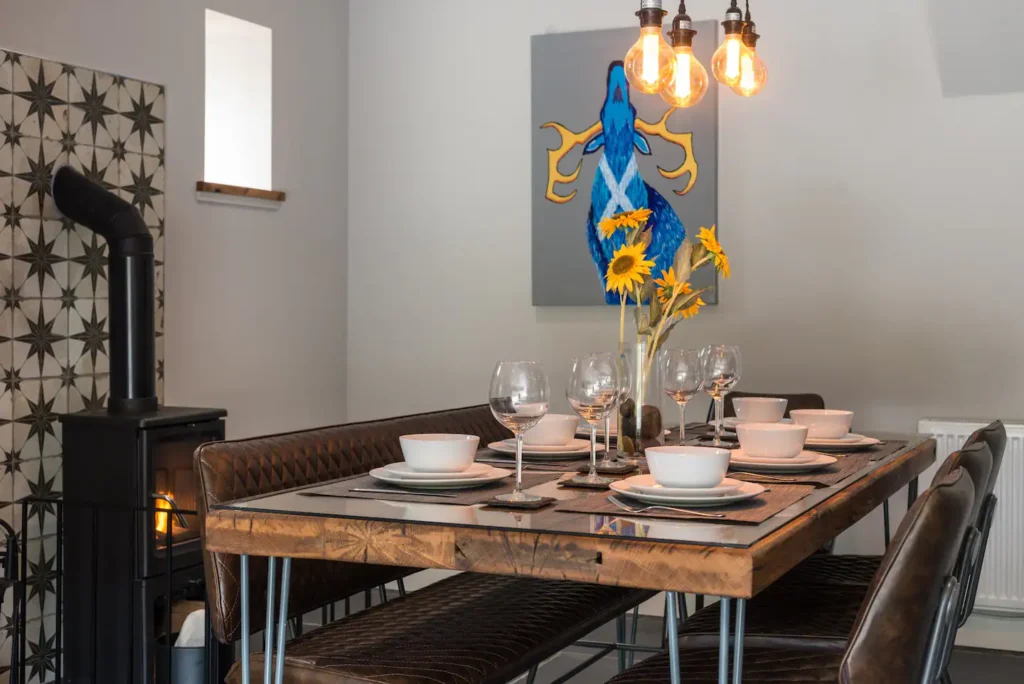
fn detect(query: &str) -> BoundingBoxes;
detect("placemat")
[476,450,641,475]
[728,440,907,487]
[554,484,817,524]
[302,472,564,505]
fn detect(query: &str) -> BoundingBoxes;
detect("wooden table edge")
[203,438,935,599]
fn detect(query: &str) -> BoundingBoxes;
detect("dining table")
[203,431,935,684]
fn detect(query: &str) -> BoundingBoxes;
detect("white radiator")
[918,419,1024,617]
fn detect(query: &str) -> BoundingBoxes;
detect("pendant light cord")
[745,0,752,22]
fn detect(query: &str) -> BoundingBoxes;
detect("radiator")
[918,419,1024,617]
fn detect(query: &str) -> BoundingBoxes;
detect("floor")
[509,614,1024,683]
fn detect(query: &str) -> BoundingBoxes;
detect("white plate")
[712,417,792,430]
[621,474,743,498]
[610,480,765,507]
[729,449,819,465]
[369,466,512,490]
[575,429,673,439]
[489,440,603,456]
[730,450,837,473]
[381,462,494,480]
[805,433,862,444]
[806,434,880,451]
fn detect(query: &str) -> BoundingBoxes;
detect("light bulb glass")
[711,32,747,86]
[661,45,708,108]
[731,47,768,97]
[624,26,676,94]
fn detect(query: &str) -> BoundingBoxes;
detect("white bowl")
[733,397,788,424]
[735,423,809,459]
[645,446,731,489]
[523,414,579,446]
[399,434,479,472]
[789,410,854,439]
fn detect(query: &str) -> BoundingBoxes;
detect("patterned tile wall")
[0,49,166,682]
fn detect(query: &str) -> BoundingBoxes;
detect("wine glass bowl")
[701,345,742,446]
[489,361,550,502]
[662,349,704,445]
[567,354,620,485]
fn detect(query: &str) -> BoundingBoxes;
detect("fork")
[607,495,727,519]
[729,471,806,483]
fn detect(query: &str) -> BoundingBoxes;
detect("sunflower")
[621,207,653,229]
[679,296,706,319]
[654,268,693,305]
[714,250,731,279]
[605,243,656,295]
[697,225,723,255]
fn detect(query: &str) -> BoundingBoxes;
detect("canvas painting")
[531,24,718,306]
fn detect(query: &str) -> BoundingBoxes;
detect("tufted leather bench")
[608,468,976,683]
[195,404,655,683]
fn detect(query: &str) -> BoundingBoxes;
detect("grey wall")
[347,0,1024,598]
[0,0,351,438]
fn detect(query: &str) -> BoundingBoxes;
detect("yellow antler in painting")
[635,110,698,196]
[540,120,603,204]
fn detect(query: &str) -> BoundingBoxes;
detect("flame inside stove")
[155,494,174,535]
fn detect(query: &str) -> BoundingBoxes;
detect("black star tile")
[68,68,119,148]
[69,300,109,376]
[70,146,118,192]
[25,541,56,607]
[12,56,66,141]
[82,376,108,411]
[2,447,24,476]
[121,79,164,155]
[3,200,26,230]
[1,367,22,396]
[13,388,57,457]
[1,120,23,150]
[13,220,67,298]
[12,300,67,379]
[0,284,24,315]
[24,620,56,683]
[120,154,163,223]
[12,138,64,219]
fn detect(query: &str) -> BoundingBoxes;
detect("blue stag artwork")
[542,61,699,304]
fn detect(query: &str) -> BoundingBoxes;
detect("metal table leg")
[733,599,746,684]
[666,591,681,684]
[274,558,293,684]
[264,558,277,684]
[718,598,730,684]
[241,555,251,684]
[908,476,919,507]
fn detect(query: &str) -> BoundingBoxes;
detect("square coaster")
[482,496,556,510]
[577,461,640,475]
[558,478,613,491]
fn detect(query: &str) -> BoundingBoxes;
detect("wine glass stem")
[514,432,524,495]
[679,403,687,446]
[603,414,612,462]
[714,395,725,446]
[590,425,598,477]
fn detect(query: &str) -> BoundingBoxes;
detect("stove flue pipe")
[53,165,157,413]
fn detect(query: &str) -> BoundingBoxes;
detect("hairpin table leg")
[240,555,251,684]
[263,558,277,684]
[666,591,681,684]
[733,598,746,684]
[274,558,293,684]
[718,597,730,684]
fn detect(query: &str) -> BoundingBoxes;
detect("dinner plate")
[610,480,765,507]
[502,438,595,453]
[621,474,743,498]
[805,433,862,444]
[729,450,837,473]
[369,466,512,490]
[805,434,880,451]
[381,462,494,480]
[488,440,603,458]
[711,418,792,430]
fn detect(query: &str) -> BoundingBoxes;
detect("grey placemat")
[554,484,817,525]
[301,471,564,505]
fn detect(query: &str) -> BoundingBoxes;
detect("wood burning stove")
[53,167,230,682]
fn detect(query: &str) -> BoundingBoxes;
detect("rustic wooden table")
[205,434,935,684]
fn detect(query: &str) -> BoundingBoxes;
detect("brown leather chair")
[665,442,992,653]
[195,404,655,683]
[717,391,826,420]
[606,467,976,683]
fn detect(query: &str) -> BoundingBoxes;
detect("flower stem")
[619,292,626,355]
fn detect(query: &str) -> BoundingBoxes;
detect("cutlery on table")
[304,489,459,499]
[607,495,726,519]
[729,471,806,483]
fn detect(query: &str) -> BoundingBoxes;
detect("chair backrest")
[194,404,511,643]
[721,391,825,419]
[963,420,1006,493]
[930,442,992,527]
[840,468,974,684]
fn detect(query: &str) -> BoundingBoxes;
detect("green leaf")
[669,287,710,316]
[648,289,662,327]
[690,242,709,267]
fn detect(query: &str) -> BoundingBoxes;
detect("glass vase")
[619,336,664,455]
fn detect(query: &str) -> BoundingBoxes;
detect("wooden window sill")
[195,181,286,209]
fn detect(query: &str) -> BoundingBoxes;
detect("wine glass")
[702,345,742,446]
[489,361,550,502]
[598,352,628,466]
[567,354,620,485]
[662,349,703,445]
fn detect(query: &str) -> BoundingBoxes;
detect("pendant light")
[661,2,708,108]
[732,2,767,97]
[711,0,747,87]
[623,0,676,94]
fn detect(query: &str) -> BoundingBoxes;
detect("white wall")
[348,0,1024,642]
[0,0,350,437]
